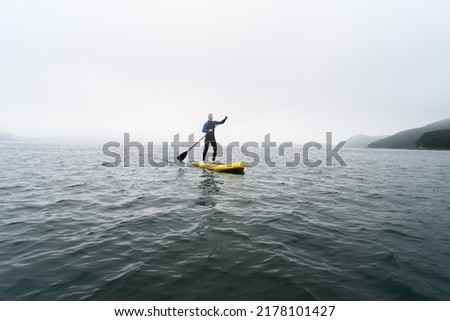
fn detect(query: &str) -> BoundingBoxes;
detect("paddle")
[176,134,208,162]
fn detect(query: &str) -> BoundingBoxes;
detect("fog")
[1,0,449,144]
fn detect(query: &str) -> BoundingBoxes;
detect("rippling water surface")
[0,143,449,300]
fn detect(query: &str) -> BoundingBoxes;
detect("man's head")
[208,114,213,121]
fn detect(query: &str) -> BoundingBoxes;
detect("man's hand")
[209,129,213,132]
[224,116,228,119]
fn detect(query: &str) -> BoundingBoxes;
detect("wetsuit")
[202,118,227,161]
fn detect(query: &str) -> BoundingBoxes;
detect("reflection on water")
[195,170,221,207]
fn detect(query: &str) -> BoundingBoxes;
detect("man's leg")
[203,141,210,161]
[211,141,218,161]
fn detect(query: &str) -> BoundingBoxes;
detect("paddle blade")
[176,151,188,162]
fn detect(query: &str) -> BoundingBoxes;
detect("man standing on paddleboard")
[202,114,228,163]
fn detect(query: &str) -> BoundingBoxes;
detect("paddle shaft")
[184,134,207,154]
[176,126,216,162]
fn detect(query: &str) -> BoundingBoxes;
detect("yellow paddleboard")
[190,161,246,174]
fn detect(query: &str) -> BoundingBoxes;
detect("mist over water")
[0,143,449,300]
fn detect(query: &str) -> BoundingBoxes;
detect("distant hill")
[368,118,450,149]
[345,134,388,148]
[415,129,450,150]
[0,131,30,142]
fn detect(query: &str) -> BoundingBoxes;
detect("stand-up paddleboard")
[190,161,246,174]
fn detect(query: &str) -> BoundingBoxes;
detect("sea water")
[0,143,449,300]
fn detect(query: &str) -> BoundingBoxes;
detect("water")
[0,143,449,300]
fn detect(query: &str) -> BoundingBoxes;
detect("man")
[202,114,228,163]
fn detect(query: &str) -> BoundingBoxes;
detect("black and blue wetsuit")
[202,118,227,161]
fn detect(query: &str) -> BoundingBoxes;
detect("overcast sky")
[1,0,449,143]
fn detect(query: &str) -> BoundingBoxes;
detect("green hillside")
[415,129,450,150]
[368,118,450,149]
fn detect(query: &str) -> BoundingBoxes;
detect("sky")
[1,0,449,144]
